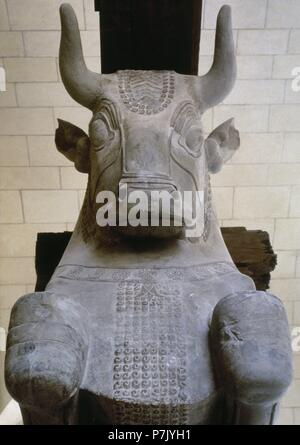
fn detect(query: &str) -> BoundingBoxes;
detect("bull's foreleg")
[5,292,89,425]
[210,291,293,425]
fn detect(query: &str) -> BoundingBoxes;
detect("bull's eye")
[185,126,204,154]
[90,118,114,150]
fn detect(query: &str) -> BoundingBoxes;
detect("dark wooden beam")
[94,0,202,75]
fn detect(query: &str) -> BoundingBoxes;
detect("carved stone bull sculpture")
[5,4,292,425]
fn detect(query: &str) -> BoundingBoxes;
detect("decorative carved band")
[55,261,237,283]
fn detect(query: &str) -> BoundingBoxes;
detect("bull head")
[56,4,239,242]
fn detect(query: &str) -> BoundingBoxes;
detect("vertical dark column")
[94,0,202,75]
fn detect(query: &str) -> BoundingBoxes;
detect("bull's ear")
[55,119,90,173]
[205,118,240,174]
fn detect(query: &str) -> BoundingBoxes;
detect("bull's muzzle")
[116,174,184,238]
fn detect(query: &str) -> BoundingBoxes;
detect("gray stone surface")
[5,4,293,425]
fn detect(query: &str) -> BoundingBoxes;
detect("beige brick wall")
[0,0,299,424]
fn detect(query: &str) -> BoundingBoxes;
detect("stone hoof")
[5,340,82,411]
[210,291,293,406]
[5,292,89,411]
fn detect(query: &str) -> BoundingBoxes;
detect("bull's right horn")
[196,5,237,113]
[59,4,100,110]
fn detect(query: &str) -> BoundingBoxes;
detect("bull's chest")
[49,262,252,424]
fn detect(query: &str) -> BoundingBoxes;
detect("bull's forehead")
[95,70,199,121]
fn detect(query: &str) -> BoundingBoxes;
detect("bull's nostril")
[171,190,181,200]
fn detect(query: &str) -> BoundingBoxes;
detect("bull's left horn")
[196,5,236,112]
[59,4,99,110]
